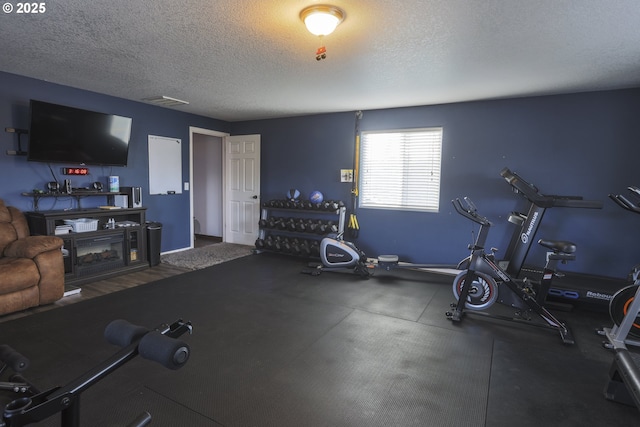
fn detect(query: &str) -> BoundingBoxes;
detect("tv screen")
[27,100,132,166]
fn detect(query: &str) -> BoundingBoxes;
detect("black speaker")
[92,182,103,191]
[121,186,143,208]
[46,181,59,193]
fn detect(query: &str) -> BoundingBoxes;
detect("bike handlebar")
[500,167,603,209]
[609,187,640,215]
[452,198,492,226]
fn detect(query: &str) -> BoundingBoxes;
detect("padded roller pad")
[138,331,190,370]
[0,344,29,372]
[104,319,149,348]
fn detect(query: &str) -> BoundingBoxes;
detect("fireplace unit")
[75,233,125,277]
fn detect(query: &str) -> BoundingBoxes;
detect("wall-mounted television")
[27,100,132,166]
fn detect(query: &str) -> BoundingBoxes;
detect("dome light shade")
[300,5,345,36]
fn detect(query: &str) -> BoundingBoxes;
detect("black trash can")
[146,221,162,267]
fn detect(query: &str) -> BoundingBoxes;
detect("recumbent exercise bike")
[446,197,576,345]
[0,318,192,427]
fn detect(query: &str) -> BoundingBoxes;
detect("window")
[359,127,443,212]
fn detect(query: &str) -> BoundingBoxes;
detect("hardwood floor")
[0,235,224,324]
[1,261,191,324]
[0,235,230,323]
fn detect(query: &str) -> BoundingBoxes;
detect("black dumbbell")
[264,235,276,250]
[286,218,297,231]
[316,220,329,234]
[273,236,283,252]
[295,219,307,232]
[283,237,295,253]
[309,241,320,257]
[307,220,319,234]
[299,239,311,256]
[290,238,301,255]
[326,200,340,211]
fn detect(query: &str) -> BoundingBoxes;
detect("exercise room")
[1,1,640,426]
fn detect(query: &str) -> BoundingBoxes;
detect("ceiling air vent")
[143,96,189,107]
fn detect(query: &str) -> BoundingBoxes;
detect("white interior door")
[225,134,261,245]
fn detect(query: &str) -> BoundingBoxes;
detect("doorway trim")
[189,126,230,249]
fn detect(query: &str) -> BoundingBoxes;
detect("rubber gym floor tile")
[276,267,442,322]
[143,309,492,427]
[2,254,637,426]
[487,339,639,427]
[250,310,492,427]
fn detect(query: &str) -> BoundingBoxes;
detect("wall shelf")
[22,191,126,210]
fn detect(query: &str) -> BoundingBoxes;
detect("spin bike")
[599,186,640,348]
[0,318,192,427]
[446,197,576,345]
[597,186,640,409]
[598,186,640,350]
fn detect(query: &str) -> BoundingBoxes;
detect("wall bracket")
[5,127,28,156]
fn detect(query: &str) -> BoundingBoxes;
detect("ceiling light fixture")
[300,5,345,37]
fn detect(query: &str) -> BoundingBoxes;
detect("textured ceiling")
[2,0,640,121]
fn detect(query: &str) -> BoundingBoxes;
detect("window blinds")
[359,128,443,212]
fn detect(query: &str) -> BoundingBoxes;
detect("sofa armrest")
[4,236,64,259]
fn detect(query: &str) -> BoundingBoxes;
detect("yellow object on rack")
[348,112,363,238]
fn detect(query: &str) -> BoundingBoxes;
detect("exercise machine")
[303,233,455,277]
[499,167,602,277]
[600,185,640,344]
[600,284,640,409]
[0,318,192,427]
[446,197,575,344]
[598,186,640,409]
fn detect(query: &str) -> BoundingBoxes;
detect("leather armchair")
[0,199,64,316]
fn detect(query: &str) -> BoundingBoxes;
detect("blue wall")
[0,72,229,252]
[232,89,640,280]
[3,70,640,281]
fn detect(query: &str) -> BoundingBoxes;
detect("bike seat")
[537,239,576,254]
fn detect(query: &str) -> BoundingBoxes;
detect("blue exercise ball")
[287,188,301,201]
[309,190,324,204]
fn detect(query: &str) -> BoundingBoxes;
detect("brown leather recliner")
[0,199,64,316]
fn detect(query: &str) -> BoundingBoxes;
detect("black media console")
[25,207,148,286]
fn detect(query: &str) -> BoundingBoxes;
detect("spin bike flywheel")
[452,270,498,310]
[609,284,640,339]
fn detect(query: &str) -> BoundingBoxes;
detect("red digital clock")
[62,167,90,176]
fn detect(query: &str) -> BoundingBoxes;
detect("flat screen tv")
[27,100,132,166]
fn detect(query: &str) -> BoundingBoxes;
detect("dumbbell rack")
[255,200,346,258]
